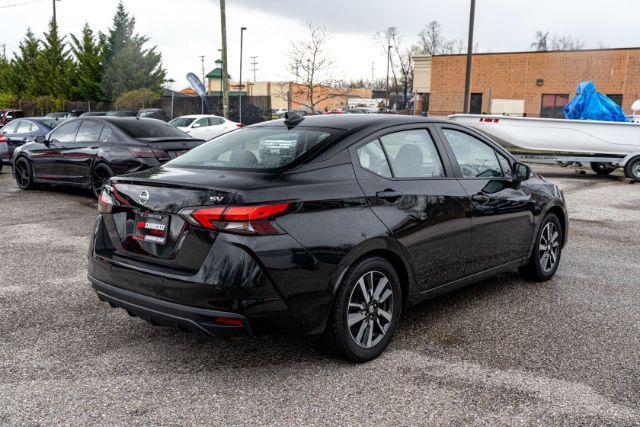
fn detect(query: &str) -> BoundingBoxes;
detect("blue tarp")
[563,81,628,122]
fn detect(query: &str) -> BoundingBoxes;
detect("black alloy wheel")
[325,257,401,363]
[14,157,35,190]
[91,164,113,198]
[519,213,563,281]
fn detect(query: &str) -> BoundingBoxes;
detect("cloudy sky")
[2,0,639,89]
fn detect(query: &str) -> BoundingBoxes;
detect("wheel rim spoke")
[347,270,394,349]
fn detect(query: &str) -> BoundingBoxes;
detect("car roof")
[173,114,222,119]
[255,113,445,131]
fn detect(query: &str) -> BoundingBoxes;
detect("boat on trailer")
[448,114,640,181]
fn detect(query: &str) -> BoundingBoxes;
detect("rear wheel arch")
[339,242,414,309]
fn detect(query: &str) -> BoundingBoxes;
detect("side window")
[194,118,209,128]
[50,121,80,143]
[17,121,33,133]
[209,117,225,126]
[98,126,114,143]
[442,129,502,178]
[357,140,392,178]
[496,151,513,179]
[2,121,19,134]
[379,129,445,178]
[75,121,104,142]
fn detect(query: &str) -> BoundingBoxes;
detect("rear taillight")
[180,202,292,235]
[236,123,243,128]
[129,147,169,160]
[98,190,114,213]
[0,134,7,143]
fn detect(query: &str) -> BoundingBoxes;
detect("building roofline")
[426,46,640,58]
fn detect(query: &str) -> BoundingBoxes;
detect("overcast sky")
[2,0,639,90]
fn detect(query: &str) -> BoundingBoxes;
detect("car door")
[189,117,211,139]
[351,126,472,291]
[437,125,535,275]
[1,120,21,158]
[30,120,80,181]
[62,120,104,184]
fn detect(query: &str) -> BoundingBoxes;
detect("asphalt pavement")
[0,165,638,425]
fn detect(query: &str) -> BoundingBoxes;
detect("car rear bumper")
[89,275,252,337]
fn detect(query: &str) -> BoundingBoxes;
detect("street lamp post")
[386,45,392,111]
[238,26,247,123]
[463,0,476,114]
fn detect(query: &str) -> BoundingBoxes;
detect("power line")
[0,0,43,8]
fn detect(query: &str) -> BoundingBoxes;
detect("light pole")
[463,0,476,114]
[238,26,247,123]
[219,0,229,118]
[386,45,392,111]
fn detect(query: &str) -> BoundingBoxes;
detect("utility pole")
[371,62,375,87]
[199,55,206,114]
[238,27,247,123]
[250,56,258,82]
[219,0,229,118]
[0,44,6,60]
[52,0,59,25]
[386,45,392,110]
[463,0,476,114]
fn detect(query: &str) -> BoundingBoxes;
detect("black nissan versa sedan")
[88,113,568,362]
[12,117,203,197]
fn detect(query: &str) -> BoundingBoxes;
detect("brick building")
[413,48,640,117]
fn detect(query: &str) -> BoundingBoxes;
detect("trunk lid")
[138,137,205,160]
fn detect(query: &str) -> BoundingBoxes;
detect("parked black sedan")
[88,113,568,362]
[12,117,203,197]
[0,117,60,166]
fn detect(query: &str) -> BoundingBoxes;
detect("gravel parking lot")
[0,165,638,425]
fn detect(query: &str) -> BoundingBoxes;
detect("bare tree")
[550,34,585,50]
[287,23,344,114]
[375,27,413,109]
[531,31,550,51]
[531,31,585,51]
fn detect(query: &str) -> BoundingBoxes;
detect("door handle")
[472,194,490,205]
[376,190,402,202]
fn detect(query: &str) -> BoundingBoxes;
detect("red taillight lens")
[213,317,244,326]
[0,134,7,143]
[180,202,291,235]
[129,147,169,160]
[236,123,243,128]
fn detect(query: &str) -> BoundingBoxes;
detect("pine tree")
[102,1,166,100]
[8,28,41,97]
[38,19,73,98]
[70,23,105,101]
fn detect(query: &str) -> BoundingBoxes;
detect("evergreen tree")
[38,19,73,98]
[8,29,41,97]
[102,1,166,100]
[70,23,105,101]
[0,56,12,94]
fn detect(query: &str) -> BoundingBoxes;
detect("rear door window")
[379,129,445,178]
[193,118,209,128]
[2,121,19,134]
[208,117,225,126]
[357,140,392,178]
[75,121,104,142]
[17,121,34,133]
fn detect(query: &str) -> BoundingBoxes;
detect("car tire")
[91,163,114,198]
[623,156,640,182]
[324,257,402,363]
[590,162,616,176]
[14,157,35,190]
[519,213,563,282]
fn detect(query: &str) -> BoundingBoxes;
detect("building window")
[470,93,483,114]
[540,94,569,118]
[606,94,623,108]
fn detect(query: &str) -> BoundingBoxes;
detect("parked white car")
[169,115,240,140]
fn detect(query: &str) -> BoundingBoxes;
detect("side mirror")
[513,162,531,181]
[35,135,46,144]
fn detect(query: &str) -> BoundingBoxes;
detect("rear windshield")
[40,118,59,129]
[111,119,190,138]
[169,117,196,127]
[106,110,138,117]
[167,127,333,170]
